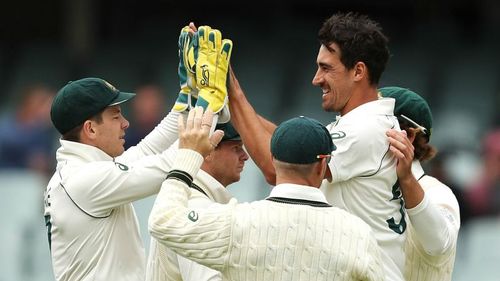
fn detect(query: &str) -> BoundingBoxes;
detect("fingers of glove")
[198,26,212,54]
[183,34,197,75]
[178,26,190,50]
[177,26,191,87]
[208,29,222,53]
[216,39,232,83]
[220,39,233,62]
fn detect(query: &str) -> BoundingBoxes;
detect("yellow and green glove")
[172,26,198,112]
[194,26,233,122]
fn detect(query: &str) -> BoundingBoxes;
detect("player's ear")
[82,120,97,140]
[324,160,332,182]
[352,61,367,82]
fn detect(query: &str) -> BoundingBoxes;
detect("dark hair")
[318,12,390,85]
[62,111,104,142]
[399,123,437,162]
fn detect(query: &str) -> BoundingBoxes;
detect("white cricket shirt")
[320,98,405,281]
[44,111,180,281]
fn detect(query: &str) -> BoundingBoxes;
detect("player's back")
[220,200,384,281]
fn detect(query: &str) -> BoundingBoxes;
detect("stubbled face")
[312,43,355,115]
[207,140,249,187]
[93,105,129,157]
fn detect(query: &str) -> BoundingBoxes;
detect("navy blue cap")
[271,116,335,164]
[51,78,135,134]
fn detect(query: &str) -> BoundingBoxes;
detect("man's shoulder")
[329,115,392,145]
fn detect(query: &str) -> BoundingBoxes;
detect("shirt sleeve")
[406,179,460,255]
[148,149,234,272]
[120,110,183,161]
[328,119,393,183]
[63,143,178,217]
[178,193,223,281]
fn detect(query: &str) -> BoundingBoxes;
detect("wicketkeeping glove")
[172,26,198,112]
[194,26,233,119]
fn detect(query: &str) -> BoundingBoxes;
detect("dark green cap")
[379,86,433,141]
[215,122,241,142]
[271,116,335,164]
[51,78,136,134]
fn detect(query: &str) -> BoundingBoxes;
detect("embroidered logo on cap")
[103,80,117,92]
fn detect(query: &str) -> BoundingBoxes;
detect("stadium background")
[1,0,499,280]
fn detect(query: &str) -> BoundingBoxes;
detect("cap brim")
[109,91,136,106]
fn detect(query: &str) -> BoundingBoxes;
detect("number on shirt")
[386,181,407,234]
[44,193,52,251]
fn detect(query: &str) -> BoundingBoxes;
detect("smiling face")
[91,105,130,157]
[312,44,356,115]
[202,140,249,187]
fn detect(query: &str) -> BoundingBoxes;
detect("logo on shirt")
[188,210,199,222]
[330,131,346,139]
[114,162,129,171]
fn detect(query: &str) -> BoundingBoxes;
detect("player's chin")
[321,102,335,112]
[234,173,242,182]
[115,145,125,157]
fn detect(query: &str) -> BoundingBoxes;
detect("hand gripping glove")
[172,26,198,112]
[194,26,233,123]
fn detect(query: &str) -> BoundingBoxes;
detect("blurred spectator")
[466,129,500,217]
[426,152,472,226]
[0,84,57,177]
[124,84,166,149]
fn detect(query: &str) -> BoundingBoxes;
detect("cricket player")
[226,13,405,280]
[383,87,460,281]
[44,24,233,281]
[149,107,384,281]
[44,77,181,281]
[146,122,249,281]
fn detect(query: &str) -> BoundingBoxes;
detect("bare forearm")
[228,69,277,185]
[258,115,277,135]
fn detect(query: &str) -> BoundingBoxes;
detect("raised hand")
[178,107,224,157]
[194,26,233,123]
[172,26,199,112]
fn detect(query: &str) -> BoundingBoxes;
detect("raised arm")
[387,129,459,255]
[228,67,277,185]
[148,108,232,271]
